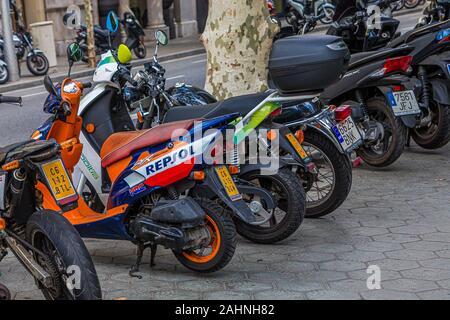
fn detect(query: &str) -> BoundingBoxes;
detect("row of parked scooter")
[0,5,449,299]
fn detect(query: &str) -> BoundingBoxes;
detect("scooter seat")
[0,140,56,164]
[163,91,272,123]
[101,119,198,168]
[348,46,414,70]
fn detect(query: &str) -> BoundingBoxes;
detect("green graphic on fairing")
[233,101,281,145]
[97,55,116,67]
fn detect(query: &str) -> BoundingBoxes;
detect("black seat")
[163,91,273,123]
[0,140,56,164]
[348,46,414,70]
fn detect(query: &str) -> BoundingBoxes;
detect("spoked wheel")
[300,130,353,218]
[133,42,147,59]
[320,7,335,24]
[175,199,236,273]
[357,97,407,167]
[26,53,49,76]
[411,102,450,150]
[234,168,306,244]
[0,283,11,300]
[26,210,101,300]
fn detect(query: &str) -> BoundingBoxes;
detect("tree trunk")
[84,0,96,68]
[201,0,278,100]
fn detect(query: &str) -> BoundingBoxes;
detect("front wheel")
[133,42,147,59]
[356,97,407,167]
[234,168,306,244]
[0,64,9,84]
[26,210,102,300]
[320,7,335,24]
[301,129,353,218]
[411,103,450,149]
[26,52,49,76]
[174,199,236,273]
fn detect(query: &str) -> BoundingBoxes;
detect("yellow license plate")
[215,166,242,202]
[286,133,308,159]
[42,159,76,202]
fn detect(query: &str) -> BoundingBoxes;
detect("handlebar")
[81,82,92,89]
[122,72,138,87]
[0,95,22,105]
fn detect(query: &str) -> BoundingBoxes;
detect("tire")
[302,129,353,218]
[404,0,420,9]
[356,97,407,167]
[26,210,102,300]
[174,199,236,273]
[133,42,147,59]
[411,103,450,149]
[234,168,306,244]
[0,64,9,84]
[26,52,49,76]
[0,283,11,300]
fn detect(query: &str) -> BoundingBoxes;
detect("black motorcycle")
[0,28,49,77]
[387,20,450,149]
[0,95,101,300]
[122,11,147,59]
[327,0,400,52]
[416,0,450,28]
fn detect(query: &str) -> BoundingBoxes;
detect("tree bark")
[201,0,278,100]
[84,0,96,68]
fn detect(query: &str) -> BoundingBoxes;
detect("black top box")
[269,35,350,94]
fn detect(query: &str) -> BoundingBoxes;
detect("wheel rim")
[31,230,75,300]
[181,215,221,264]
[413,102,440,141]
[30,55,46,72]
[301,142,336,209]
[364,109,395,157]
[0,66,7,82]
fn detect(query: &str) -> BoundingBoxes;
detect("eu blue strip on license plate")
[332,126,345,144]
[386,92,397,107]
[447,64,450,75]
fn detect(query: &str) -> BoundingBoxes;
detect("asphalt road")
[0,10,422,146]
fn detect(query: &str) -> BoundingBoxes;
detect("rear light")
[192,171,205,181]
[392,85,404,92]
[383,55,413,75]
[269,108,282,118]
[0,218,6,231]
[334,106,352,122]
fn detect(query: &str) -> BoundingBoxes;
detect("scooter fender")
[202,166,257,224]
[377,85,417,128]
[0,59,7,67]
[27,49,44,57]
[429,78,450,106]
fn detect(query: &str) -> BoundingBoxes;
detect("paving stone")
[436,250,450,258]
[368,259,420,271]
[319,260,367,272]
[153,289,201,300]
[268,261,316,273]
[372,233,421,244]
[254,290,307,300]
[385,249,438,261]
[354,241,403,252]
[289,251,336,263]
[297,270,348,282]
[420,232,450,243]
[275,279,325,292]
[437,279,450,290]
[177,280,225,292]
[419,258,450,270]
[203,291,252,300]
[360,290,418,300]
[347,269,402,282]
[401,268,450,281]
[337,251,385,263]
[243,252,288,263]
[345,227,389,237]
[328,279,369,292]
[308,243,354,254]
[382,279,439,293]
[306,290,362,300]
[404,241,450,251]
[417,289,450,300]
[224,280,273,292]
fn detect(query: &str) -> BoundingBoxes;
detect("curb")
[0,47,206,94]
[311,6,424,33]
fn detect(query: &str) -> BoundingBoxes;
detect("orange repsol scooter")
[34,42,262,276]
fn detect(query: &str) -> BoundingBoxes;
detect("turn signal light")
[0,218,5,231]
[193,171,205,181]
[2,160,20,171]
[334,106,352,122]
[267,129,278,141]
[60,138,77,151]
[295,130,305,144]
[137,111,144,124]
[228,165,240,175]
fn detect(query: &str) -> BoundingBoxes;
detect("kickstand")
[150,243,157,268]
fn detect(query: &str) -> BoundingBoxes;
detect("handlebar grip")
[0,95,22,104]
[82,82,92,89]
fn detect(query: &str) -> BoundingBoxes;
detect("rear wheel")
[133,42,147,59]
[411,102,450,149]
[0,283,11,300]
[26,210,102,300]
[234,168,305,244]
[356,97,407,167]
[301,129,353,218]
[174,199,236,273]
[404,0,420,8]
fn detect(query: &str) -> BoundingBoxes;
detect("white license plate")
[332,116,363,152]
[387,90,421,116]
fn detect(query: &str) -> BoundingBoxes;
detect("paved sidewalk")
[1,142,449,300]
[0,36,205,93]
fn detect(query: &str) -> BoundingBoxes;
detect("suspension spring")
[229,144,241,170]
[355,90,369,119]
[418,67,430,109]
[166,186,179,200]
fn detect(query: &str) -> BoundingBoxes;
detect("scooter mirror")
[44,75,58,97]
[67,42,83,64]
[106,11,119,33]
[117,44,132,64]
[155,30,169,46]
